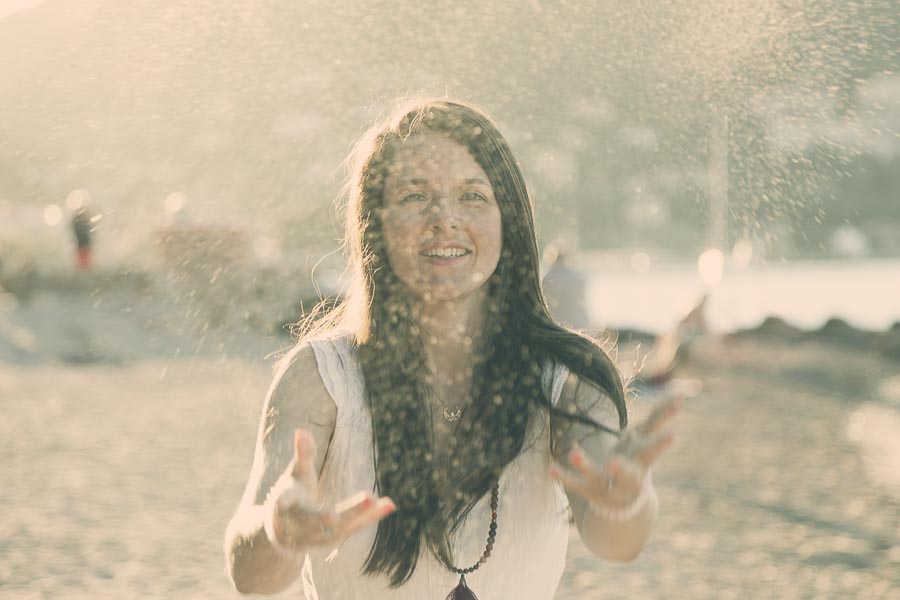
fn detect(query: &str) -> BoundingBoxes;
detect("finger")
[637,395,684,435]
[338,497,396,537]
[639,396,682,434]
[292,428,318,489]
[550,463,597,501]
[567,448,604,486]
[665,378,703,398]
[607,456,644,493]
[634,431,676,468]
[334,490,376,518]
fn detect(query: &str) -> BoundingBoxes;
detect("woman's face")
[379,133,503,304]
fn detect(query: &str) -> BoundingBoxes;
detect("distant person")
[71,207,94,270]
[224,99,682,599]
[542,244,590,330]
[640,294,709,387]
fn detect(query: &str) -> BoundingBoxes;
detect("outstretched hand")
[270,428,395,552]
[550,395,683,510]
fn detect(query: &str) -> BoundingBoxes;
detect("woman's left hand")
[550,394,683,510]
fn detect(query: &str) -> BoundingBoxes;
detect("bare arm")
[552,373,673,562]
[224,345,337,594]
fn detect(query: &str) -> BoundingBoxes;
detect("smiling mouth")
[419,248,472,258]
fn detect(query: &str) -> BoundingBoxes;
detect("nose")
[426,196,460,230]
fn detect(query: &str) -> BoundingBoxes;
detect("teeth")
[422,248,468,258]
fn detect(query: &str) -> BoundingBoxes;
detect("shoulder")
[273,330,355,394]
[272,343,322,393]
[264,342,338,437]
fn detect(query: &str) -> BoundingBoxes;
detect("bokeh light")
[730,239,754,268]
[42,204,61,226]
[164,192,188,215]
[630,252,652,274]
[697,248,725,286]
[65,189,90,211]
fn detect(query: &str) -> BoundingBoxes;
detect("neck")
[411,289,490,375]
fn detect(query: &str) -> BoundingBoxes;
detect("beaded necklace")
[444,482,499,600]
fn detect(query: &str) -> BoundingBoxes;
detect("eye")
[399,192,428,204]
[460,191,489,203]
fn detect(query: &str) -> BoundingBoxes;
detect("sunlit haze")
[1,2,898,598]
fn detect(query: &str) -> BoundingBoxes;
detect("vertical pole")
[707,114,729,252]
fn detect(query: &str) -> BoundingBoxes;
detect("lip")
[419,243,471,254]
[418,244,472,263]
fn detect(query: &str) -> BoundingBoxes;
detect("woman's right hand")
[268,428,396,552]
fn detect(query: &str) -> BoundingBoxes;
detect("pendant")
[442,406,462,422]
[445,574,479,599]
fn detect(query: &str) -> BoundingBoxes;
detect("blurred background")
[0,0,898,598]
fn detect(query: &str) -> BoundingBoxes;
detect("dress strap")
[541,359,570,407]
[306,334,366,428]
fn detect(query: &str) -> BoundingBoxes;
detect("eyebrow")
[399,178,429,186]
[397,178,490,186]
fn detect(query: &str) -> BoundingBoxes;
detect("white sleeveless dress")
[300,334,571,600]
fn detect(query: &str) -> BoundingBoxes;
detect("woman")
[224,99,681,599]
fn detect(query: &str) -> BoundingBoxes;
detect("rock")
[732,316,804,341]
[877,321,900,360]
[808,317,879,350]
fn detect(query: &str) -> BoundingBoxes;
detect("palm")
[271,429,395,550]
[551,395,683,508]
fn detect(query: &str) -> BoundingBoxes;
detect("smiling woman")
[380,133,502,304]
[223,99,682,599]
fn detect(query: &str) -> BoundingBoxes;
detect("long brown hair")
[302,99,626,586]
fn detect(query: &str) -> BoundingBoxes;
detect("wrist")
[588,470,654,523]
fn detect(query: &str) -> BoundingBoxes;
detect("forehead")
[384,133,488,184]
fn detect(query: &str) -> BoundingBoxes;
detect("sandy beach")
[2,272,899,599]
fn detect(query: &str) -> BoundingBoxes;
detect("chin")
[414,283,483,304]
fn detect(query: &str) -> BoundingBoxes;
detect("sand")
[1,272,899,599]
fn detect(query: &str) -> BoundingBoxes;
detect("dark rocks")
[729,316,900,361]
[732,316,805,341]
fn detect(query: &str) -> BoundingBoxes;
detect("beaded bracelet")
[588,471,653,522]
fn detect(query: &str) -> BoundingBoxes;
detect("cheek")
[478,212,503,262]
[382,218,419,266]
